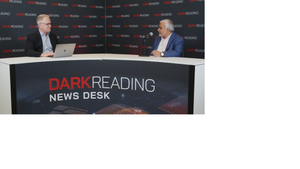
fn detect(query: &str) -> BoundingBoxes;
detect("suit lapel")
[36,31,43,52]
[165,33,175,51]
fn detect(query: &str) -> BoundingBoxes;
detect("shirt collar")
[39,30,50,37]
[161,32,172,40]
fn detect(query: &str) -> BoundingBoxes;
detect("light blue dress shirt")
[39,30,53,53]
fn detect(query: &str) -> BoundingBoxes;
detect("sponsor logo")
[116,34,130,38]
[52,25,68,28]
[0,37,12,41]
[116,14,130,18]
[133,35,142,38]
[48,14,60,17]
[142,25,159,28]
[124,3,139,7]
[102,15,113,18]
[188,24,205,27]
[107,44,120,47]
[183,36,198,40]
[134,14,150,17]
[28,1,46,5]
[154,13,172,16]
[187,49,205,52]
[18,37,26,40]
[0,0,22,3]
[107,5,120,8]
[51,3,68,7]
[91,25,104,28]
[72,4,87,8]
[178,11,199,15]
[65,35,80,38]
[84,35,97,38]
[143,2,159,6]
[164,0,184,4]
[75,45,87,48]
[105,34,113,37]
[124,45,138,48]
[2,25,24,28]
[73,25,87,28]
[16,13,36,17]
[91,44,104,47]
[124,25,138,28]
[84,15,97,18]
[64,14,80,18]
[3,48,25,53]
[142,46,153,49]
[29,25,37,28]
[0,12,10,16]
[90,5,103,9]
[107,25,120,28]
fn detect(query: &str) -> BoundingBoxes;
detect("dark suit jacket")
[25,31,59,57]
[150,32,184,57]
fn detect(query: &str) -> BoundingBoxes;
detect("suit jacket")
[25,31,58,57]
[150,32,184,57]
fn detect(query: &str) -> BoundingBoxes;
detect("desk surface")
[0,53,205,66]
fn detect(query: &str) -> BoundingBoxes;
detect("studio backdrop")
[0,0,204,58]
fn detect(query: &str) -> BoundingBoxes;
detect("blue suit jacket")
[150,32,184,57]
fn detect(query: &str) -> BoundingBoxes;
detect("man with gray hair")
[25,14,58,57]
[150,19,184,57]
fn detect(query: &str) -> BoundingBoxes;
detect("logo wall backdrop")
[0,0,204,58]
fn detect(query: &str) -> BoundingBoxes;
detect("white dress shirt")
[157,33,172,52]
[39,30,53,53]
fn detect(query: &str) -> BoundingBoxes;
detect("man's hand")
[40,52,54,57]
[151,50,161,57]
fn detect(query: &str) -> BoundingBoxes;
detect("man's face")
[38,17,51,34]
[158,22,168,38]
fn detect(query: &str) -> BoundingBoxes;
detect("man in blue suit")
[150,19,184,57]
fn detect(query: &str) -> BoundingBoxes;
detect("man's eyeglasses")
[40,23,52,26]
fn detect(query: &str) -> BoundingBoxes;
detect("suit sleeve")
[25,34,42,57]
[164,36,184,57]
[149,37,160,56]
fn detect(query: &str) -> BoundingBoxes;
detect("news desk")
[0,54,204,114]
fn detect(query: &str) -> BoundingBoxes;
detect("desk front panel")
[11,60,195,114]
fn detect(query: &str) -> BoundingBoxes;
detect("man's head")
[37,14,51,34]
[158,19,174,38]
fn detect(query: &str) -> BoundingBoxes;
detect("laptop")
[53,43,76,58]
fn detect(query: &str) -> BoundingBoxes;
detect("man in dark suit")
[25,14,58,57]
[150,19,184,57]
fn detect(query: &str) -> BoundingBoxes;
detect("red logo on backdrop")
[2,25,11,28]
[134,14,150,17]
[28,1,47,5]
[143,2,159,6]
[187,49,204,52]
[75,45,87,48]
[3,50,12,53]
[124,3,139,7]
[164,0,184,4]
[90,5,103,9]
[107,5,120,8]
[0,0,9,2]
[178,11,199,15]
[51,3,68,6]
[29,25,37,28]
[154,13,172,17]
[18,37,26,40]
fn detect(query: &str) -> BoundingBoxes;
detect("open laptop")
[53,43,76,58]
